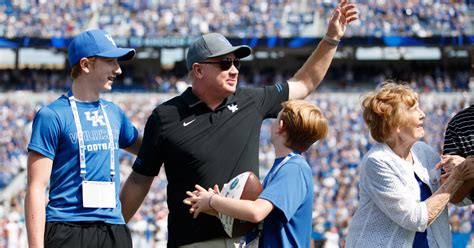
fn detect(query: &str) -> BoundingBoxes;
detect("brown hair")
[70,57,96,79]
[361,81,418,143]
[280,100,329,152]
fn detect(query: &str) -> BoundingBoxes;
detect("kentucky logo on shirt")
[69,129,120,152]
[227,104,238,113]
[84,111,106,126]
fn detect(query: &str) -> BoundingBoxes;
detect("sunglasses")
[199,58,241,71]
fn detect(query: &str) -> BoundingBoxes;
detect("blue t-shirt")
[258,155,314,248]
[28,95,138,224]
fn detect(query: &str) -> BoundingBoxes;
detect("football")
[219,171,263,238]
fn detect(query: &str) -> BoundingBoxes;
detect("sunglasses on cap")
[199,58,241,71]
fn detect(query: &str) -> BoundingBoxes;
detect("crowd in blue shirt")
[1,0,472,38]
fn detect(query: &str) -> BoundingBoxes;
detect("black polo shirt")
[133,83,289,247]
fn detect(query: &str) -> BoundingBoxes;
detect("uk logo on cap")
[104,34,116,46]
[218,35,232,46]
[68,29,135,67]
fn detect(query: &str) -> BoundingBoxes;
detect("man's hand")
[443,157,474,203]
[435,154,465,173]
[449,157,474,181]
[326,0,358,40]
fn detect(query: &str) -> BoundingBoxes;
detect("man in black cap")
[120,1,358,247]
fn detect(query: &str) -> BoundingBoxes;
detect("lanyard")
[262,152,299,188]
[67,90,115,180]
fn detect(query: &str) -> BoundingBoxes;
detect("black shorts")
[45,221,132,248]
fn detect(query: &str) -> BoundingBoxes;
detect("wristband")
[323,35,340,46]
[208,193,217,210]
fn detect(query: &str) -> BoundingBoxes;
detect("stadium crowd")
[0,64,471,93]
[0,88,472,247]
[1,0,472,38]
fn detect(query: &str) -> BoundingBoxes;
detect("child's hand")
[212,184,221,194]
[183,184,219,218]
[183,190,198,206]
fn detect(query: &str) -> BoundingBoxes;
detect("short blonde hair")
[280,100,329,152]
[361,81,418,143]
[70,57,96,79]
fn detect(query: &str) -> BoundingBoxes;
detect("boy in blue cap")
[25,29,141,248]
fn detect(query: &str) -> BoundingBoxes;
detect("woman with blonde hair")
[346,82,474,247]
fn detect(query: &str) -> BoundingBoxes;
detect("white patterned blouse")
[346,142,451,248]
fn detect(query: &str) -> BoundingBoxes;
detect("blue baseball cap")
[68,29,135,67]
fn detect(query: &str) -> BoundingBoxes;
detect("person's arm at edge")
[449,179,474,204]
[437,155,474,204]
[212,196,273,223]
[198,193,274,223]
[185,185,274,223]
[288,1,358,100]
[123,135,142,155]
[426,158,474,225]
[121,110,161,222]
[448,156,474,204]
[25,151,53,248]
[440,123,471,204]
[120,171,154,223]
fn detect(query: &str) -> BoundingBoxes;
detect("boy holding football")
[184,99,328,247]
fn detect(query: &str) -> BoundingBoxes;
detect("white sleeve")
[362,156,429,232]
